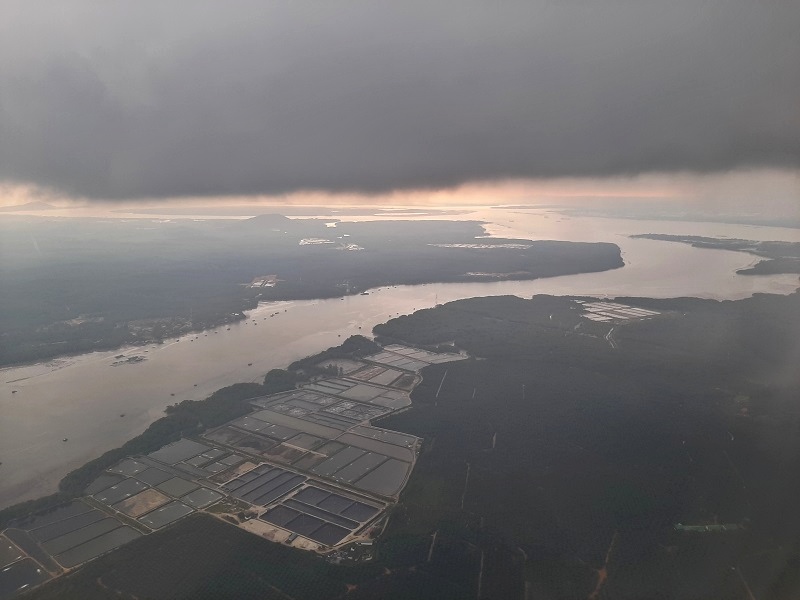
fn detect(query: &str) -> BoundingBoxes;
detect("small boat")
[120,413,125,417]
[62,438,68,442]
[248,363,253,366]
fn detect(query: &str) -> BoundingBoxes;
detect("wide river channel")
[1,207,798,507]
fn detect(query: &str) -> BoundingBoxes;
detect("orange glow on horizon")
[0,169,796,217]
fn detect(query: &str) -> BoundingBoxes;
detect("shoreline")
[0,256,624,372]
[3,268,797,391]
[2,231,798,509]
[0,336,439,528]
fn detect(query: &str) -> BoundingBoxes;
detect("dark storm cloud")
[0,1,798,200]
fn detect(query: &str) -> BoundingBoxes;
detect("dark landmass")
[371,292,800,598]
[20,292,800,599]
[288,335,381,375]
[632,233,800,275]
[0,215,622,366]
[740,258,800,275]
[21,513,474,600]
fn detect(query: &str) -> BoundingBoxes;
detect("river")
[1,207,798,508]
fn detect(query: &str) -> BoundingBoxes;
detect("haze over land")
[1,2,800,599]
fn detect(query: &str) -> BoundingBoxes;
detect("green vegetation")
[1,340,369,530]
[22,514,350,600]
[289,335,381,374]
[20,292,800,598]
[632,233,800,275]
[59,382,267,497]
[23,514,477,600]
[739,257,800,275]
[263,368,303,393]
[371,292,800,598]
[0,492,74,533]
[0,378,288,529]
[0,215,621,366]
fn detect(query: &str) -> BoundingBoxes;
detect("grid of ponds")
[23,343,467,573]
[0,555,50,600]
[364,345,462,372]
[259,485,382,546]
[113,489,171,518]
[579,301,661,322]
[9,501,141,569]
[221,464,306,507]
[307,444,411,497]
[348,365,406,386]
[138,501,194,530]
[205,411,416,497]
[382,344,464,364]
[87,448,232,532]
[215,373,424,497]
[253,390,392,428]
[301,379,411,409]
[145,438,246,478]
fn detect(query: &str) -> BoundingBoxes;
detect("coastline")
[0,251,623,371]
[3,228,798,510]
[0,336,436,532]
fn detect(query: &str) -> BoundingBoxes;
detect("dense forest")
[632,234,800,276]
[0,371,297,530]
[0,215,622,366]
[23,291,800,599]
[371,292,800,598]
[0,337,376,529]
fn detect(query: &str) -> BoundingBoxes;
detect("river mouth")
[1,208,799,509]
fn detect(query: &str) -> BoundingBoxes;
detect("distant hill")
[235,213,294,226]
[228,213,330,232]
[0,201,60,212]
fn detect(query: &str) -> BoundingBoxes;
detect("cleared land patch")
[113,489,171,518]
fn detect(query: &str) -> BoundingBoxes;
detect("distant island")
[632,233,800,275]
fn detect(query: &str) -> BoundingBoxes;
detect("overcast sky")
[0,1,798,203]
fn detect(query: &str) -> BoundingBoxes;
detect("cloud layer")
[1,1,798,200]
